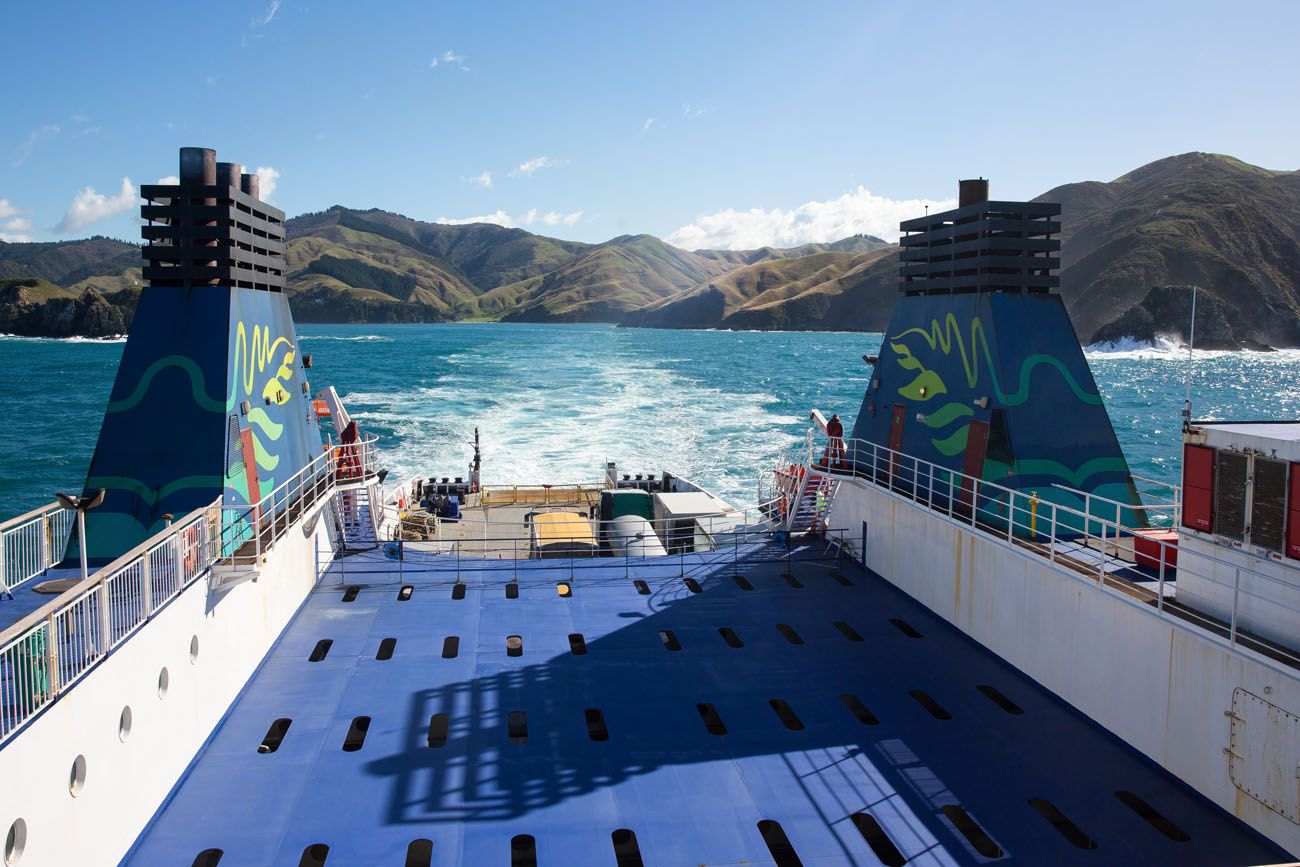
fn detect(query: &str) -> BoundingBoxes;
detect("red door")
[887,404,906,482]
[958,420,989,514]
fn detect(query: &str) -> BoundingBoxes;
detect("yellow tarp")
[531,512,595,545]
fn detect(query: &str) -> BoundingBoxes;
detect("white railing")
[218,434,380,565]
[791,431,1300,671]
[0,503,77,597]
[0,432,383,746]
[0,505,219,745]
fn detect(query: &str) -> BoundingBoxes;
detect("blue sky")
[2,0,1296,250]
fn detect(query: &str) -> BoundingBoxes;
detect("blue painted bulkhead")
[851,291,1143,535]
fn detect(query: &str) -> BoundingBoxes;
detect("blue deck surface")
[0,567,84,631]
[128,540,1286,866]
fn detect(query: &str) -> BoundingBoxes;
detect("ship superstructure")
[0,158,1295,866]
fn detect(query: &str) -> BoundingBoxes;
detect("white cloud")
[261,0,281,24]
[255,166,279,201]
[430,49,469,71]
[641,117,657,134]
[681,103,711,119]
[464,170,493,189]
[666,186,957,250]
[55,177,137,233]
[0,199,19,219]
[155,175,180,186]
[13,123,62,167]
[436,208,584,230]
[1,217,32,242]
[512,156,566,177]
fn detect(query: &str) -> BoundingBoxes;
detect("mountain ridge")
[3,152,1298,347]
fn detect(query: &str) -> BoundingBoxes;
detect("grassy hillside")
[1040,152,1300,346]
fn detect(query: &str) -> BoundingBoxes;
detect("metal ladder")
[337,486,379,550]
[785,471,837,534]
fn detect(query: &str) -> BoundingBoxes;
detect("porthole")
[189,635,200,664]
[119,706,133,742]
[158,667,170,699]
[69,755,86,797]
[5,818,27,866]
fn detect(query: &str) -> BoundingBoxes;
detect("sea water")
[2,324,1299,518]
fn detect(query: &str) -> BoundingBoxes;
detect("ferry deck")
[125,532,1286,866]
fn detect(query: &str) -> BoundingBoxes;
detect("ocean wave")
[1084,336,1300,361]
[299,334,392,342]
[0,333,127,343]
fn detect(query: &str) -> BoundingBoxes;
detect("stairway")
[786,472,837,534]
[337,486,379,550]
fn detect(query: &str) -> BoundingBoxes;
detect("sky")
[1,0,1297,250]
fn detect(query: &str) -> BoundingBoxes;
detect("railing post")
[99,580,112,653]
[0,529,7,597]
[1049,505,1057,563]
[141,546,153,615]
[1229,567,1241,646]
[1007,492,1015,543]
[43,615,59,698]
[1156,543,1166,613]
[39,513,50,573]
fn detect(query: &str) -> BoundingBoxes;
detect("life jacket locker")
[1180,444,1215,532]
[1286,462,1300,559]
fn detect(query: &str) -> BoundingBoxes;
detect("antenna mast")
[1182,286,1198,432]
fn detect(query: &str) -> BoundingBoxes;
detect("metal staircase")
[785,470,837,534]
[337,486,379,550]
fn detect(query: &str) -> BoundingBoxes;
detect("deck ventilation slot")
[697,702,727,735]
[441,636,460,658]
[977,684,1024,715]
[940,805,1002,858]
[850,813,906,866]
[777,624,804,645]
[568,633,588,655]
[733,574,753,590]
[683,577,702,593]
[769,699,805,731]
[834,621,864,642]
[508,711,528,744]
[1028,798,1096,849]
[910,690,952,720]
[557,582,572,597]
[427,714,449,748]
[757,819,804,867]
[719,627,744,648]
[658,630,682,651]
[398,584,413,601]
[258,718,292,754]
[376,637,396,660]
[405,838,433,867]
[611,829,645,867]
[298,843,329,867]
[841,693,880,725]
[510,835,537,867]
[451,582,466,600]
[192,849,224,867]
[341,586,360,603]
[506,635,523,657]
[308,639,332,662]
[342,716,370,752]
[783,573,803,588]
[633,579,650,595]
[1114,790,1190,842]
[891,618,922,638]
[585,708,610,741]
[506,582,519,599]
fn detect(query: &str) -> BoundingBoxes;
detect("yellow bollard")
[1030,491,1038,537]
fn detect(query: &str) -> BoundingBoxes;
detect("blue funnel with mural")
[851,182,1142,534]
[69,147,322,564]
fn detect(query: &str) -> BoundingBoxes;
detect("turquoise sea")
[2,323,1299,518]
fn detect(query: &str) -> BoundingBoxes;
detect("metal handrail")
[0,502,77,598]
[789,431,1300,672]
[0,501,220,746]
[0,432,383,747]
